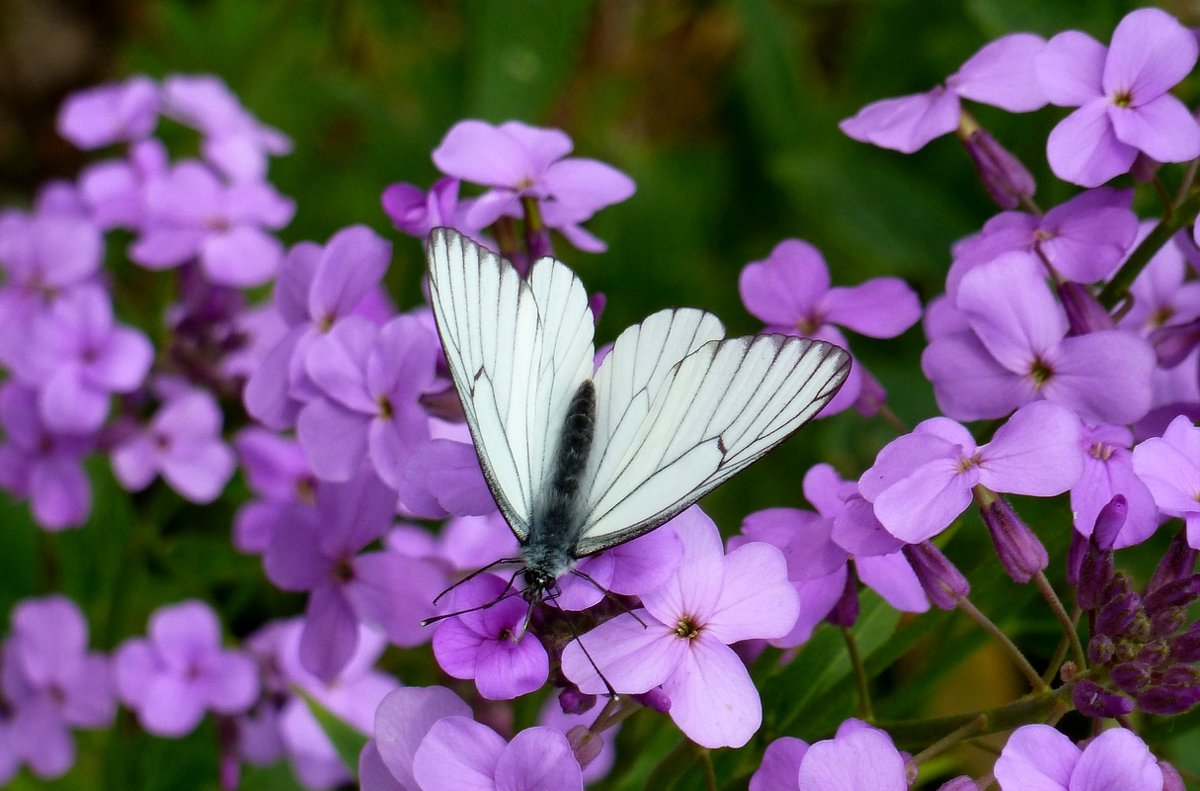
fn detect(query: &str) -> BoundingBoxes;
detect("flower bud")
[558,687,596,716]
[1114,639,1140,663]
[1109,662,1152,693]
[1160,664,1200,687]
[1088,634,1115,665]
[1059,281,1114,335]
[980,496,1047,583]
[1169,622,1200,663]
[1091,495,1127,551]
[1073,680,1133,718]
[1136,684,1200,715]
[1150,606,1187,637]
[633,688,671,714]
[1160,761,1186,791]
[1143,575,1200,614]
[1096,590,1141,638]
[1149,319,1200,368]
[903,542,971,610]
[1137,638,1170,667]
[1147,528,1198,596]
[961,128,1035,210]
[936,777,979,791]
[1077,547,1115,611]
[1066,528,1088,586]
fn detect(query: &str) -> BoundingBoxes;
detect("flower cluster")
[3,5,1200,789]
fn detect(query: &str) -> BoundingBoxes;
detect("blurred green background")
[3,0,1198,789]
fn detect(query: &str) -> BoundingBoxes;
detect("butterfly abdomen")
[524,379,596,584]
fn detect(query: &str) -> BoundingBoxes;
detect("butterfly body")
[426,228,851,610]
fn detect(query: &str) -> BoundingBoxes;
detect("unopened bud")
[1170,622,1200,663]
[1088,634,1115,665]
[1160,761,1186,791]
[903,542,971,610]
[1091,495,1127,551]
[633,688,671,714]
[1136,684,1200,715]
[1137,638,1170,667]
[936,777,979,791]
[1110,662,1152,693]
[980,495,1047,583]
[1073,680,1133,718]
[558,687,596,716]
[1151,606,1187,637]
[1077,548,1115,611]
[1149,319,1200,368]
[1059,280,1114,335]
[961,129,1035,210]
[1096,590,1142,638]
[1147,529,1199,595]
[1143,575,1200,614]
[566,725,603,769]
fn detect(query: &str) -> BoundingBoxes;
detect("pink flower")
[995,725,1162,790]
[561,507,798,748]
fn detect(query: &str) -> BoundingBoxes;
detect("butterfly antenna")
[419,589,522,627]
[545,588,618,699]
[568,568,648,629]
[431,557,524,605]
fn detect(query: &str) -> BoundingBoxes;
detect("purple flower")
[297,314,437,486]
[1132,414,1200,549]
[131,160,293,286]
[432,120,635,237]
[923,252,1155,423]
[360,685,472,791]
[392,438,496,519]
[840,33,1046,153]
[77,139,169,230]
[232,428,315,553]
[553,525,685,611]
[56,76,159,149]
[431,573,550,700]
[161,74,292,182]
[1071,423,1159,548]
[1119,223,1200,334]
[381,177,478,239]
[948,188,1137,294]
[9,284,153,434]
[537,696,617,784]
[0,382,93,530]
[1036,8,1200,187]
[114,600,258,737]
[262,469,443,680]
[739,238,921,415]
[750,736,808,791]
[244,225,393,430]
[414,718,583,791]
[1,596,115,779]
[859,401,1082,543]
[798,719,908,791]
[995,725,1162,791]
[562,507,799,748]
[111,387,237,503]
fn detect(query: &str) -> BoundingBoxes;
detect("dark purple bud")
[558,687,597,716]
[980,496,1047,583]
[1096,590,1141,638]
[1149,319,1200,368]
[1161,664,1200,687]
[1136,684,1200,715]
[1073,680,1133,718]
[566,725,604,769]
[903,542,971,610]
[1147,528,1198,596]
[1077,548,1115,611]
[1109,662,1152,693]
[1160,761,1186,791]
[633,688,671,714]
[1114,639,1140,663]
[936,777,979,791]
[1170,622,1200,663]
[1137,638,1170,667]
[826,567,860,627]
[1143,575,1200,614]
[1066,528,1088,586]
[961,128,1035,210]
[1151,606,1187,637]
[1088,634,1115,665]
[1129,152,1162,183]
[1091,495,1128,551]
[1059,281,1114,336]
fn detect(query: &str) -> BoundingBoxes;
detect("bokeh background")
[2,0,1197,789]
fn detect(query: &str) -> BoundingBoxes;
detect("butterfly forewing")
[574,334,849,555]
[427,229,595,541]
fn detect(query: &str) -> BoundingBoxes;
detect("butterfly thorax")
[522,379,596,598]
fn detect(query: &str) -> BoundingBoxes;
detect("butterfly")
[426,227,850,616]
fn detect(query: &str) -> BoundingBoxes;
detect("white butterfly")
[426,228,850,604]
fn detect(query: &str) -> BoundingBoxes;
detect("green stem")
[909,714,987,767]
[1099,187,1200,308]
[878,684,1074,750]
[955,594,1047,692]
[841,626,875,721]
[1032,573,1087,671]
[700,749,717,791]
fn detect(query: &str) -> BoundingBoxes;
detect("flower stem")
[909,714,986,767]
[841,626,875,721]
[879,684,1073,750]
[1099,187,1200,308]
[954,594,1047,692]
[1032,572,1087,671]
[700,749,717,791]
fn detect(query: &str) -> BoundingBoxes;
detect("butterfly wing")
[425,228,593,539]
[574,333,850,555]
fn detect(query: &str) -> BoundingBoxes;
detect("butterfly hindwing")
[574,334,850,555]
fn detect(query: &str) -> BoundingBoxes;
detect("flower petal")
[661,636,761,748]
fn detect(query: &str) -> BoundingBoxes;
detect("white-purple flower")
[232,428,316,553]
[562,507,798,748]
[1071,422,1159,548]
[840,33,1046,153]
[56,76,159,150]
[114,600,259,737]
[750,719,909,790]
[1132,414,1200,549]
[995,725,1162,790]
[859,401,1083,543]
[1036,7,1200,187]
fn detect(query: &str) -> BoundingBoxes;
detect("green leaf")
[297,689,369,777]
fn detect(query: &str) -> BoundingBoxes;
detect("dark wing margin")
[573,334,850,556]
